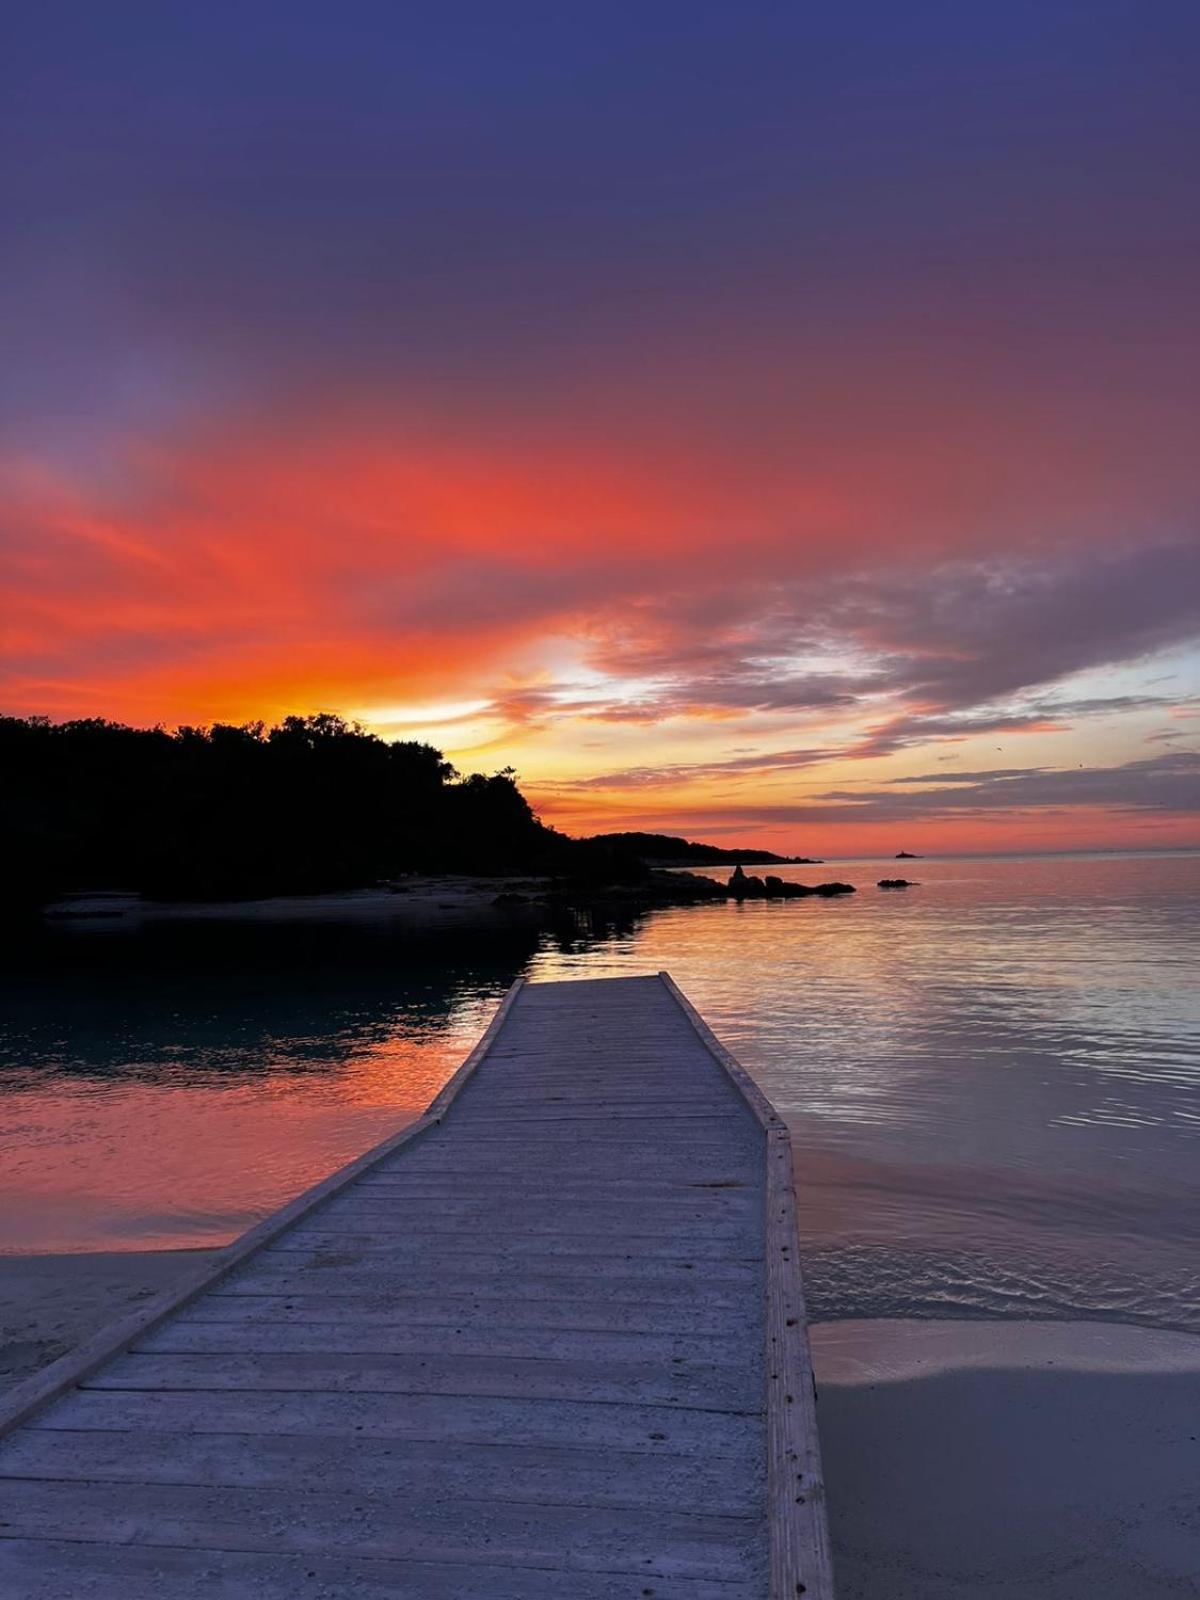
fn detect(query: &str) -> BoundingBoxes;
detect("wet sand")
[812,1318,1200,1598]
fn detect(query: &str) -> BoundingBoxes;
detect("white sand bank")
[811,1317,1200,1598]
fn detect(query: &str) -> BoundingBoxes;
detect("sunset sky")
[3,4,1198,853]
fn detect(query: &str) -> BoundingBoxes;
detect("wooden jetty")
[0,973,832,1598]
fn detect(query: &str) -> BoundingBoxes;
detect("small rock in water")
[877,877,917,888]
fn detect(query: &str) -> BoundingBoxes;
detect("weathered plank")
[0,1429,764,1514]
[275,1225,759,1258]
[33,1386,767,1457]
[0,1478,764,1579]
[0,1539,763,1600]
[187,1290,751,1335]
[215,1262,757,1306]
[308,1198,757,1229]
[137,1319,749,1365]
[84,1348,762,1410]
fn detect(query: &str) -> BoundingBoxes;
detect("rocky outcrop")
[728,869,855,900]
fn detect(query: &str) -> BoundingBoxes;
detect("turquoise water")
[3,852,1197,1331]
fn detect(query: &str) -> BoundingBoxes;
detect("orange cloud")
[2,410,1197,853]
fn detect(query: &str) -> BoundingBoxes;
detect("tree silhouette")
[0,714,581,907]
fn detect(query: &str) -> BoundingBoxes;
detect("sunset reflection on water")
[3,853,1197,1330]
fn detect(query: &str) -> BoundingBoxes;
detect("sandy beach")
[812,1318,1200,1598]
[3,1250,1197,1597]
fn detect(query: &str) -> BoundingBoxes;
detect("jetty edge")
[0,972,833,1600]
[662,973,834,1597]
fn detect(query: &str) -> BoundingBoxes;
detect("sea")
[3,851,1198,1334]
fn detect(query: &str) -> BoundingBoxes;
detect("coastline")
[4,1254,1196,1598]
[34,866,862,937]
[38,879,565,932]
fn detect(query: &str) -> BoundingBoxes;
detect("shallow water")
[3,852,1198,1332]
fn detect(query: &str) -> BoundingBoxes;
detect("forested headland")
[1,714,807,909]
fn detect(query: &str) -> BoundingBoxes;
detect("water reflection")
[2,854,1197,1331]
[0,918,536,1250]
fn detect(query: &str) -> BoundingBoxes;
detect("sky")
[2,2,1198,853]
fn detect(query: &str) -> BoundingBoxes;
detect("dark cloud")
[571,537,1200,739]
[703,752,1200,825]
[851,693,1191,760]
[887,766,1052,785]
[833,541,1200,714]
[542,746,840,792]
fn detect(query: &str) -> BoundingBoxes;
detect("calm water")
[3,852,1198,1332]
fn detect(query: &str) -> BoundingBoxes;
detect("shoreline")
[33,869,858,936]
[812,1317,1200,1598]
[3,1252,1196,1598]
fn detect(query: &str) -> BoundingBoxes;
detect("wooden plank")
[34,1386,766,1457]
[276,1227,759,1260]
[302,1193,757,1219]
[185,1291,752,1336]
[356,1174,755,1196]
[445,1109,745,1125]
[84,1349,763,1410]
[379,1158,759,1179]
[0,1479,764,1581]
[316,1193,757,1222]
[0,1539,765,1600]
[243,1246,763,1285]
[216,1263,757,1307]
[135,1319,749,1366]
[387,1134,758,1153]
[0,1428,763,1514]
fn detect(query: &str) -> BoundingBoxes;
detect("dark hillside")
[584,831,816,866]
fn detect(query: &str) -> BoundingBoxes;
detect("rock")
[727,868,855,900]
[878,878,916,889]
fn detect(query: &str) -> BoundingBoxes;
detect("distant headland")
[586,832,822,867]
